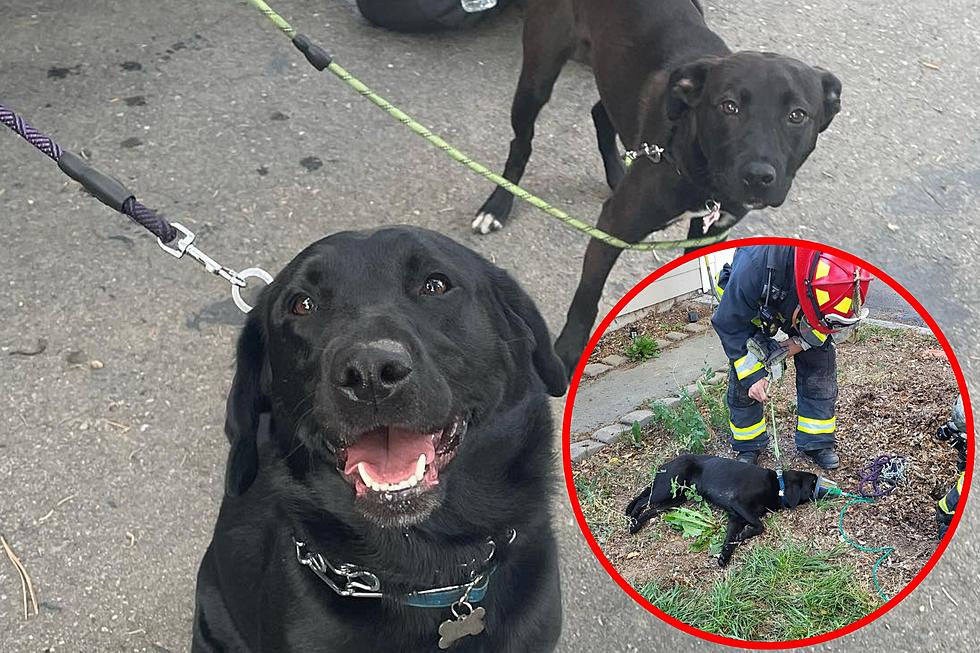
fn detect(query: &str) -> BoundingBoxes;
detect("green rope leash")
[244,0,730,252]
[765,370,893,603]
[837,494,894,603]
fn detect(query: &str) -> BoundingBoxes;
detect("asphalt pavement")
[1,1,978,651]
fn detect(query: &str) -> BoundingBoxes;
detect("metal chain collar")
[293,528,516,603]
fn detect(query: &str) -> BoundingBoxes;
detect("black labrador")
[473,0,842,373]
[193,226,568,652]
[625,454,819,566]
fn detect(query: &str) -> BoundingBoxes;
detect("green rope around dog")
[837,493,894,603]
[244,0,730,252]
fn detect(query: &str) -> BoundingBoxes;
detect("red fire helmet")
[794,248,874,334]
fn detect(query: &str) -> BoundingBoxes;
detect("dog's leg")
[553,183,657,374]
[473,8,574,234]
[718,514,747,567]
[730,505,766,543]
[628,495,685,535]
[625,485,653,518]
[626,475,686,534]
[591,101,626,190]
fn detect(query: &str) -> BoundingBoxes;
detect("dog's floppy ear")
[817,68,842,132]
[492,270,568,397]
[782,471,813,509]
[224,312,272,496]
[667,57,719,120]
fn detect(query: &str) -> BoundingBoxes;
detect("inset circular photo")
[563,238,972,647]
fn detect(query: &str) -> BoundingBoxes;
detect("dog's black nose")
[335,340,413,404]
[742,161,777,189]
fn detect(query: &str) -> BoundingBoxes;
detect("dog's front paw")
[717,554,731,568]
[471,211,503,235]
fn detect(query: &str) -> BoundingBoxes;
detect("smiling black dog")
[625,454,820,566]
[471,0,842,373]
[192,227,567,652]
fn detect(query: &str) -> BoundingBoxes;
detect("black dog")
[625,454,819,566]
[193,227,567,652]
[473,0,842,373]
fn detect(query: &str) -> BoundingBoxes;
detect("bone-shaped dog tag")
[438,606,486,649]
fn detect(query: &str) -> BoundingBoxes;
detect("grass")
[638,541,879,641]
[624,334,660,361]
[575,470,632,545]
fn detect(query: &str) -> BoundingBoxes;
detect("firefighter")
[711,245,873,469]
[936,394,968,539]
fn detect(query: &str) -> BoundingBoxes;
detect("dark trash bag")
[356,0,509,32]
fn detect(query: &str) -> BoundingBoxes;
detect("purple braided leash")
[0,102,177,243]
[0,104,62,160]
[854,454,907,498]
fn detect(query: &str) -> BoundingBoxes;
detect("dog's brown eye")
[290,295,315,315]
[788,108,808,124]
[421,274,452,296]
[720,100,739,115]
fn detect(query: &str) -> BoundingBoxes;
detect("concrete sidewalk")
[572,331,728,434]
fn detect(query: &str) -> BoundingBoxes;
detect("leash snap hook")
[157,222,245,287]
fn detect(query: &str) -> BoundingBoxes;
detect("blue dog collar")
[776,468,790,508]
[401,569,493,608]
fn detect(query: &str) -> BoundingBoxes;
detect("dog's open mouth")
[339,415,467,498]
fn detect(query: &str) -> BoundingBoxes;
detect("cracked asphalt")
[1,1,978,651]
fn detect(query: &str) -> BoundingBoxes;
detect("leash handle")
[0,102,271,313]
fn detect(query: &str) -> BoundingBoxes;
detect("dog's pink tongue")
[343,427,436,483]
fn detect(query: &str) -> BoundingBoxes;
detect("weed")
[628,421,644,448]
[662,480,723,554]
[638,541,879,641]
[624,334,660,362]
[651,392,712,453]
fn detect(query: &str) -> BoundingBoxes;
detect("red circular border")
[560,236,974,649]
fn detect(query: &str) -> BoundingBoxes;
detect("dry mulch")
[574,326,960,603]
[588,301,713,365]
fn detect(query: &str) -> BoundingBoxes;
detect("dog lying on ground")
[192,226,567,652]
[473,0,842,374]
[625,454,820,566]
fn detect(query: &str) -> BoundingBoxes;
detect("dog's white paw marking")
[471,213,502,235]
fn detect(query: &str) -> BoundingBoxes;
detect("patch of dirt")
[588,301,713,365]
[574,326,960,606]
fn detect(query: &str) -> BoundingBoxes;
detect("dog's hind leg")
[591,101,626,190]
[626,473,685,534]
[718,514,747,567]
[473,4,575,234]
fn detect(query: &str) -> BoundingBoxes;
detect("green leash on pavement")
[242,0,730,252]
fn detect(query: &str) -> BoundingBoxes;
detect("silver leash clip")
[157,222,272,313]
[624,142,664,163]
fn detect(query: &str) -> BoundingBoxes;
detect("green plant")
[652,392,711,453]
[624,334,660,362]
[662,484,724,554]
[637,542,879,641]
[628,420,644,447]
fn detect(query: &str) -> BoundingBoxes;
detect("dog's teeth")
[357,463,374,488]
[416,453,427,478]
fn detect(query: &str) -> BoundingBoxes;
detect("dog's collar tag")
[700,201,723,233]
[438,578,488,649]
